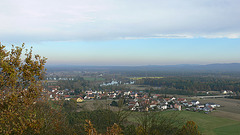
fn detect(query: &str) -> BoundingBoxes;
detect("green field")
[130,77,164,80]
[213,123,240,135]
[83,77,105,81]
[127,111,240,135]
[177,111,240,135]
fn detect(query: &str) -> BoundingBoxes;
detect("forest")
[135,77,240,94]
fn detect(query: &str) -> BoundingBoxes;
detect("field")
[184,97,240,134]
[126,111,240,135]
[83,77,105,81]
[178,111,240,135]
[128,84,162,91]
[197,98,240,121]
[176,98,240,134]
[130,77,164,80]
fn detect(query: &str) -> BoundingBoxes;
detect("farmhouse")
[191,100,200,106]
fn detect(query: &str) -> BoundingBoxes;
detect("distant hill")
[45,63,240,72]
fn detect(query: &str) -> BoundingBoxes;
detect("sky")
[1,0,240,66]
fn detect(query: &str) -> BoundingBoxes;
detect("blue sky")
[1,0,240,66]
[18,38,239,66]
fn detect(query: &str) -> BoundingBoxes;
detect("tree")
[106,123,123,135]
[123,125,137,135]
[179,121,201,135]
[110,100,118,107]
[135,111,184,135]
[236,91,240,99]
[84,120,98,135]
[0,43,47,134]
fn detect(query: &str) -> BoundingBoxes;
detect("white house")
[191,100,200,106]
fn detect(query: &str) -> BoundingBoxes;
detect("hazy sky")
[1,0,240,65]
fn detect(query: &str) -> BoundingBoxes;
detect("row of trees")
[136,77,240,93]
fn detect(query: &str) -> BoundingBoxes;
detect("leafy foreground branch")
[0,43,47,134]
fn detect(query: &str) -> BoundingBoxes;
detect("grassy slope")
[213,123,240,135]
[178,111,240,135]
[127,111,240,135]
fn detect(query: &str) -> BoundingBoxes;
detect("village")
[45,86,221,113]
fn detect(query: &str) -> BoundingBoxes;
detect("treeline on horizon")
[45,63,240,75]
[46,66,240,79]
[135,77,240,93]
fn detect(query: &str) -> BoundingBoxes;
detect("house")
[76,97,84,103]
[64,95,71,100]
[109,94,116,99]
[149,103,157,109]
[150,104,157,109]
[85,90,93,95]
[203,106,213,112]
[124,91,130,96]
[222,90,233,94]
[54,95,60,101]
[128,101,139,107]
[88,94,95,99]
[128,105,136,111]
[157,104,167,110]
[174,103,181,111]
[84,95,94,100]
[191,100,200,106]
[187,102,193,107]
[164,98,171,102]
[177,98,187,103]
[171,97,176,101]
[152,94,158,99]
[134,93,138,98]
[182,102,188,106]
[130,92,135,98]
[197,104,205,108]
[205,103,220,108]
[65,97,71,101]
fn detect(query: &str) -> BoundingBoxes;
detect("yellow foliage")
[106,123,123,135]
[0,43,47,134]
[84,119,98,135]
[84,120,123,135]
[180,121,201,135]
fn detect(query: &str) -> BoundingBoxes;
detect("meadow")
[127,110,240,135]
[83,77,105,81]
[178,111,240,135]
[130,77,164,80]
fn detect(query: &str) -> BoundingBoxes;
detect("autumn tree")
[84,120,98,135]
[106,123,123,135]
[136,111,184,135]
[179,121,201,135]
[0,43,47,134]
